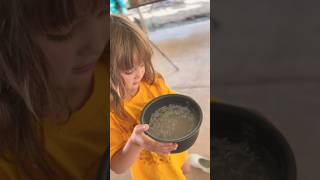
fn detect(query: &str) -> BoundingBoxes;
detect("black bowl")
[141,94,203,153]
[212,102,296,180]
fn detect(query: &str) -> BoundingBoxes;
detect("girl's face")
[120,61,145,96]
[31,6,108,90]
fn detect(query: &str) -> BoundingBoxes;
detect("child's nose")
[134,69,143,79]
[77,19,106,59]
[77,46,101,58]
[134,71,140,80]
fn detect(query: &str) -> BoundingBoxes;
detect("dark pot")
[212,102,296,180]
[141,94,203,153]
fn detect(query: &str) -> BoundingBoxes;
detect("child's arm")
[110,124,178,174]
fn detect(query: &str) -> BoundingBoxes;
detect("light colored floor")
[110,20,210,180]
[127,0,210,30]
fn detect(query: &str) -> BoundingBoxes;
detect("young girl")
[0,0,108,179]
[110,15,190,180]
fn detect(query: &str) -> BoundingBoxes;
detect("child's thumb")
[134,124,149,134]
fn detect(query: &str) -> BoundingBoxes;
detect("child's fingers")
[133,124,148,134]
[154,145,176,155]
[143,124,149,131]
[146,143,171,154]
[141,135,177,153]
[158,143,178,154]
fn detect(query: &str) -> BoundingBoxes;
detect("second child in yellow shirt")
[110,15,191,180]
[0,1,107,179]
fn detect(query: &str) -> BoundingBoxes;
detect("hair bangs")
[114,26,153,72]
[22,0,101,31]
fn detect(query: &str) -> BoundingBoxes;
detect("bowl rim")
[140,94,203,142]
[212,101,297,180]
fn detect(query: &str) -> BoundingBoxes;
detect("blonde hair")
[0,0,102,178]
[110,15,155,118]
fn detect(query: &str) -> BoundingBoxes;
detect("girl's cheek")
[142,68,146,78]
[124,74,133,85]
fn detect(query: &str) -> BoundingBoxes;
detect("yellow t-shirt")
[110,75,188,180]
[0,62,107,179]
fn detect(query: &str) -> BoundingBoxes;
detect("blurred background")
[110,0,210,179]
[213,0,320,179]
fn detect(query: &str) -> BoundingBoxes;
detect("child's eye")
[125,70,134,75]
[46,32,73,42]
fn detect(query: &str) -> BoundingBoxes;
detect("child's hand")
[129,124,178,155]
